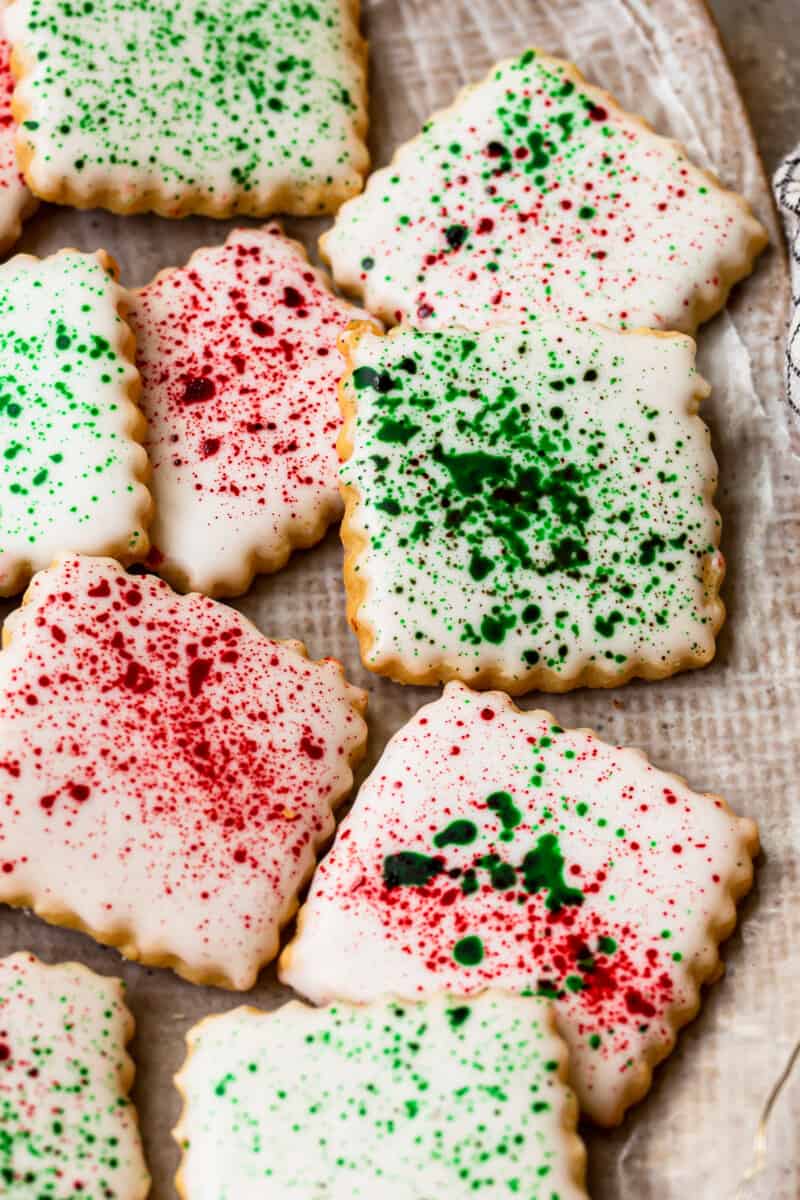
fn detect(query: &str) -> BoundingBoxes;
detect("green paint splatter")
[453,935,484,966]
[433,819,478,848]
[383,852,442,889]
[487,790,522,841]
[13,0,365,215]
[342,325,717,681]
[520,834,584,912]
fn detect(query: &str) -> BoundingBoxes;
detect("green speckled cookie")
[0,952,150,1199]
[339,319,723,692]
[6,0,368,217]
[174,993,587,1199]
[322,48,766,333]
[0,249,150,596]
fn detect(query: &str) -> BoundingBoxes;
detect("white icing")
[0,250,149,596]
[6,0,367,216]
[0,555,367,989]
[323,49,765,333]
[130,225,369,596]
[340,321,722,690]
[0,952,149,1198]
[281,682,757,1124]
[174,993,587,1199]
[0,30,33,252]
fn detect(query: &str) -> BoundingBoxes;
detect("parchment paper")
[0,1,797,1197]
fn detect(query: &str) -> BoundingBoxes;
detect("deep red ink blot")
[476,218,494,234]
[51,626,66,643]
[625,989,656,1018]
[0,1043,10,1061]
[251,319,274,337]
[201,438,221,459]
[282,286,304,308]
[88,579,111,598]
[188,659,212,698]
[69,783,90,802]
[299,736,324,760]
[480,707,496,721]
[181,376,216,403]
[122,662,155,694]
[588,105,608,121]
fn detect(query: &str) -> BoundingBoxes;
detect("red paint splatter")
[130,227,369,583]
[188,658,212,698]
[181,376,215,403]
[300,736,324,761]
[0,557,366,979]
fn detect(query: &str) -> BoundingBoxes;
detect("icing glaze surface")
[0,250,149,596]
[339,322,722,691]
[0,555,367,989]
[323,48,766,333]
[281,683,758,1124]
[0,33,33,251]
[175,993,587,1199]
[130,225,369,596]
[0,952,149,1199]
[6,0,368,216]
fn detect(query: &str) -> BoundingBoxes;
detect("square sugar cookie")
[0,249,150,596]
[339,320,723,693]
[6,0,368,218]
[322,48,766,333]
[0,952,150,1198]
[130,224,370,597]
[174,993,588,1200]
[280,682,759,1126]
[0,32,35,254]
[0,555,367,989]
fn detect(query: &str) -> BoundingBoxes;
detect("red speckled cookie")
[129,225,370,597]
[0,32,35,253]
[0,555,367,989]
[281,682,758,1125]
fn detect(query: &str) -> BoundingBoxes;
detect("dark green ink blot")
[433,819,478,848]
[453,935,484,966]
[376,417,420,445]
[520,833,584,911]
[486,790,522,841]
[446,1005,471,1030]
[383,851,442,888]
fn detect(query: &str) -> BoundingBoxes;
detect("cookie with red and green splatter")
[0,952,150,1199]
[130,224,370,597]
[0,249,151,597]
[322,48,766,333]
[0,554,367,989]
[174,992,588,1199]
[6,0,368,218]
[338,320,723,693]
[280,682,758,1125]
[0,33,36,253]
